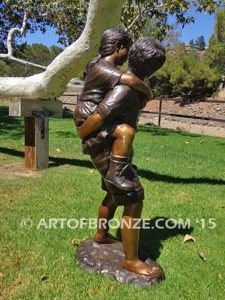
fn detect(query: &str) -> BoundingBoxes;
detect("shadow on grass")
[49,156,93,168]
[117,216,193,261]
[1,146,225,185]
[0,146,93,169]
[217,141,225,146]
[138,169,225,185]
[53,131,76,138]
[62,111,74,119]
[0,106,73,138]
[139,216,193,260]
[0,106,24,137]
[138,125,202,138]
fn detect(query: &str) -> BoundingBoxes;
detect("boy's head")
[128,37,166,79]
[99,28,132,65]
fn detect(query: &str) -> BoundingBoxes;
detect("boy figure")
[74,28,152,191]
[77,37,166,276]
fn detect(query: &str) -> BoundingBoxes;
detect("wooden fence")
[143,97,225,127]
[59,94,225,127]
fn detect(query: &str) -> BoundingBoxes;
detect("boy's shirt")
[96,83,145,130]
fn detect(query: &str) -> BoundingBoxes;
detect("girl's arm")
[120,73,153,100]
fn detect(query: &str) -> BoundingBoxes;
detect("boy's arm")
[77,85,131,140]
[120,73,153,100]
[76,112,103,140]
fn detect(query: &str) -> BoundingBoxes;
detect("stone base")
[76,238,165,287]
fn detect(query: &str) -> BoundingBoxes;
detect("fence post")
[158,97,163,127]
[9,98,62,170]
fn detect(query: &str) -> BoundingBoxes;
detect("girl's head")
[99,28,132,65]
[128,37,166,78]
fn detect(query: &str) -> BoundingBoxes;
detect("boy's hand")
[120,73,154,100]
[146,85,153,100]
[140,95,149,109]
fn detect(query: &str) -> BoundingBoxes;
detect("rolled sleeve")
[96,85,131,121]
[96,103,110,119]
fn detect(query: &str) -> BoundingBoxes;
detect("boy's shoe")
[104,155,134,191]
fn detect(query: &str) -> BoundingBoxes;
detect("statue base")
[76,238,165,287]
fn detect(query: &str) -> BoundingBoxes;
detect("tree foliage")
[206,6,225,75]
[0,0,88,51]
[0,0,223,51]
[150,44,220,98]
[188,36,206,50]
[0,0,223,99]
[189,39,195,48]
[162,23,181,48]
[121,0,222,40]
[150,5,225,99]
[206,41,225,75]
[0,43,62,76]
[194,35,206,50]
[214,6,225,43]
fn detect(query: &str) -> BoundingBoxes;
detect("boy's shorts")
[89,144,144,206]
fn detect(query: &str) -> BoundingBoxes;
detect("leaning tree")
[0,0,223,100]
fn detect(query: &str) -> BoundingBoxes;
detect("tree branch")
[127,13,142,31]
[126,0,173,31]
[0,0,125,99]
[0,54,47,70]
[2,11,47,70]
[153,0,175,10]
[7,11,27,56]
[153,0,192,10]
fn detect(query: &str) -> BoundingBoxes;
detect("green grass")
[0,104,225,299]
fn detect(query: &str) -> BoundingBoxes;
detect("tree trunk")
[0,0,125,100]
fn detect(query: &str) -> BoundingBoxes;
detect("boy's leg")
[104,124,135,191]
[121,201,161,276]
[94,192,119,244]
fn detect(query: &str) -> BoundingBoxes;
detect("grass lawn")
[0,104,225,299]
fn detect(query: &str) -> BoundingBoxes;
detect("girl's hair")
[83,28,132,78]
[99,28,132,57]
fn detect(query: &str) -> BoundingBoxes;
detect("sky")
[21,10,215,48]
[172,10,215,44]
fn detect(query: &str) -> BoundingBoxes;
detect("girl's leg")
[111,124,135,157]
[104,124,135,191]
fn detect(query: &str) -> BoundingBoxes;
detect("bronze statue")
[75,28,152,191]
[74,33,166,278]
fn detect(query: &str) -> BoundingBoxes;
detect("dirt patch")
[60,95,225,137]
[140,98,225,138]
[139,114,225,138]
[0,163,40,179]
[145,98,225,122]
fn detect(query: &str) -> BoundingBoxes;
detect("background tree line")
[0,44,62,77]
[150,7,225,99]
[0,1,224,99]
[1,0,222,50]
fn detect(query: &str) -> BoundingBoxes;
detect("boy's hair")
[128,37,166,78]
[99,28,132,57]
